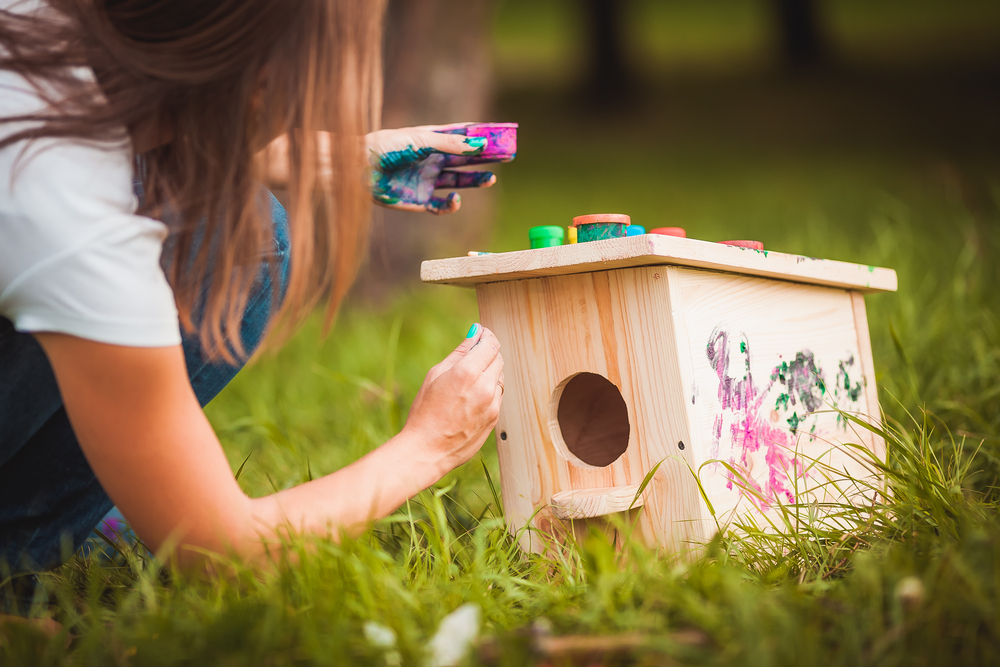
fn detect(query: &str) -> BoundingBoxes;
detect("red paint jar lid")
[720,240,764,250]
[572,213,631,227]
[649,227,686,237]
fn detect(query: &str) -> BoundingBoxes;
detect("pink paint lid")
[465,122,518,130]
[464,123,517,160]
[649,227,687,237]
[435,123,517,161]
[572,213,631,226]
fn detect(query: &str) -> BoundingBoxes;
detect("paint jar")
[626,224,646,236]
[572,214,630,243]
[438,123,518,162]
[567,226,578,244]
[529,225,565,249]
[720,240,764,250]
[649,227,686,237]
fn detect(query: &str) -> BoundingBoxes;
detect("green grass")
[5,9,1000,665]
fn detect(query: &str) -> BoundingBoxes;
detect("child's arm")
[34,325,503,566]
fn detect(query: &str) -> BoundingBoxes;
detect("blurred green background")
[211,0,1000,500]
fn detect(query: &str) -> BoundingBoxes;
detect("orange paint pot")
[572,213,630,243]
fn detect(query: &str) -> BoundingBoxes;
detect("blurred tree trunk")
[773,0,827,69]
[354,0,496,300]
[580,0,632,100]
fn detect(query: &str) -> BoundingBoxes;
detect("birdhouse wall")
[664,267,884,532]
[476,266,707,554]
[476,264,884,555]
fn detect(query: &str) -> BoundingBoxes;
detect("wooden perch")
[550,484,644,520]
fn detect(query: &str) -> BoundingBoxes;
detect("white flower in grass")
[364,621,401,666]
[427,603,481,667]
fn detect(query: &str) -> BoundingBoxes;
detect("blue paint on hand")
[435,170,495,189]
[377,145,437,172]
[371,141,496,214]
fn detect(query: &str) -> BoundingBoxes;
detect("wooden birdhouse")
[421,233,897,554]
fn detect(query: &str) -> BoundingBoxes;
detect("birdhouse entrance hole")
[550,372,630,468]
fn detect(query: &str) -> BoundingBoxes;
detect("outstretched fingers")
[435,170,496,189]
[413,129,487,158]
[441,153,513,168]
[368,128,485,170]
[425,193,461,214]
[372,194,430,213]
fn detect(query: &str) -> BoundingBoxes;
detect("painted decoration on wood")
[705,329,864,509]
[674,268,881,531]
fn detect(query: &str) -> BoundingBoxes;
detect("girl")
[0,0,505,578]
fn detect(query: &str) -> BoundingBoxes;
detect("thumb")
[431,323,484,379]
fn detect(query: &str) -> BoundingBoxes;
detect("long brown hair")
[0,0,384,362]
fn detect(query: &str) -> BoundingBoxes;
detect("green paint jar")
[572,214,630,243]
[529,225,565,249]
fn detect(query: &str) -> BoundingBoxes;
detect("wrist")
[392,426,450,490]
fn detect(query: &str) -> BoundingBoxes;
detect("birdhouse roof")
[420,235,897,293]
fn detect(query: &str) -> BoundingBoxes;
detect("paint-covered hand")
[403,323,504,477]
[366,124,499,215]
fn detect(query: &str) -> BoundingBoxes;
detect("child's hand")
[366,124,501,215]
[403,324,504,476]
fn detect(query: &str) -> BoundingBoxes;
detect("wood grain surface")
[422,235,897,293]
[477,266,707,554]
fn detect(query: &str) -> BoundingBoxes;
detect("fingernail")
[466,323,480,338]
[463,137,487,153]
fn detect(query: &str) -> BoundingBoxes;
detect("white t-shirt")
[0,2,181,346]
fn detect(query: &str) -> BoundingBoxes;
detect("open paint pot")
[529,225,565,248]
[438,123,518,162]
[572,213,630,243]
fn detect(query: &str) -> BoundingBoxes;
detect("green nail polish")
[463,137,487,154]
[466,323,479,338]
